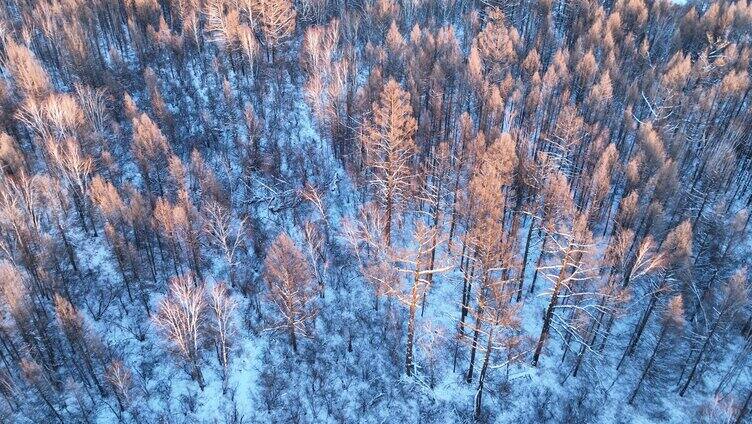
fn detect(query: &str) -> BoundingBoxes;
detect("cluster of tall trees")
[0,0,751,422]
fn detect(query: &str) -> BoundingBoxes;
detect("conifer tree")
[264,233,319,353]
[361,78,418,246]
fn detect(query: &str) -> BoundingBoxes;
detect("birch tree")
[154,274,208,389]
[203,201,247,288]
[210,282,236,393]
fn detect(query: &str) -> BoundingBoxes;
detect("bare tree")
[209,282,236,394]
[105,360,132,417]
[241,0,296,55]
[346,207,452,376]
[203,201,247,287]
[45,138,94,233]
[154,274,208,389]
[620,220,693,367]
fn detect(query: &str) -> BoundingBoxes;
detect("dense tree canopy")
[0,0,751,422]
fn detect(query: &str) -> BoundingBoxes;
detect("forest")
[0,0,751,422]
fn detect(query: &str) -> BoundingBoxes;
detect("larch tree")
[529,165,575,295]
[620,219,693,366]
[1,39,52,101]
[462,132,517,382]
[628,294,685,405]
[531,212,593,367]
[462,213,509,384]
[417,141,453,312]
[361,78,418,247]
[473,279,523,420]
[475,7,519,82]
[53,295,105,396]
[131,113,171,197]
[0,261,59,385]
[20,358,64,422]
[153,197,186,277]
[2,0,752,420]
[446,114,482,252]
[679,268,749,397]
[149,155,205,283]
[90,176,153,314]
[263,233,319,353]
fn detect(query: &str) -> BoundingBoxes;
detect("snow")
[7,12,750,422]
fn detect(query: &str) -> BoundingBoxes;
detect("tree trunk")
[628,323,668,405]
[619,280,662,369]
[474,326,495,420]
[385,187,393,247]
[405,301,417,376]
[405,270,420,376]
[289,326,298,353]
[192,360,206,391]
[532,241,571,367]
[530,228,547,295]
[466,303,483,383]
[679,314,722,397]
[422,195,443,317]
[516,218,536,302]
